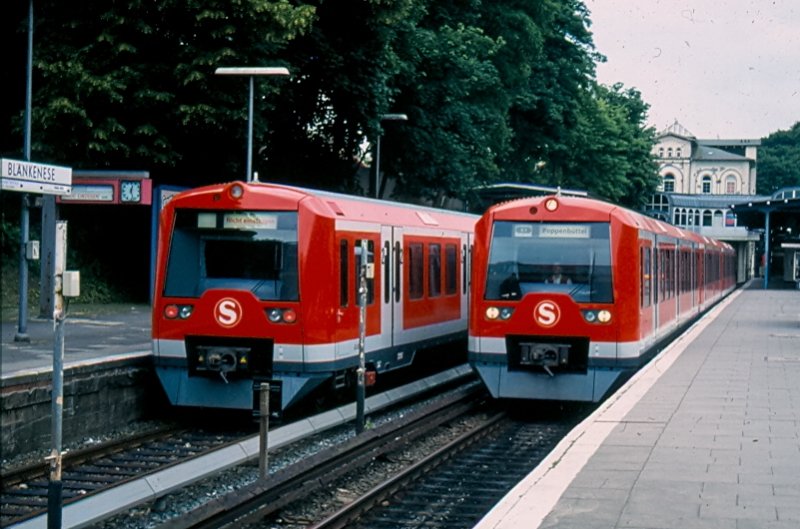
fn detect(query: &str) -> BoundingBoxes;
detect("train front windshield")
[164,210,299,301]
[485,221,613,303]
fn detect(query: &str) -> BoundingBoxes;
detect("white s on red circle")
[214,298,242,328]
[534,300,560,328]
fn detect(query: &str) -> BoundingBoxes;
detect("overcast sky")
[585,0,800,139]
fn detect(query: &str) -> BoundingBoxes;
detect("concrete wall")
[0,357,165,460]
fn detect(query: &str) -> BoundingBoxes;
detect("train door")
[377,226,394,351]
[390,226,404,347]
[334,229,381,361]
[639,237,654,344]
[461,233,472,321]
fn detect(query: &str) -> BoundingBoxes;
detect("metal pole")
[16,200,30,342]
[47,221,67,529]
[259,382,269,480]
[763,210,771,289]
[374,134,381,198]
[16,0,34,342]
[246,76,254,182]
[356,240,367,434]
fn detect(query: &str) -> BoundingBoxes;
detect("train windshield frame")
[485,221,613,303]
[164,209,299,301]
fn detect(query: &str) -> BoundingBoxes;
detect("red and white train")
[468,194,736,402]
[152,181,477,414]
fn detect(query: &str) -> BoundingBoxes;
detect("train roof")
[167,180,478,230]
[483,194,733,251]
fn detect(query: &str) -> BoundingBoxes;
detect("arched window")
[676,147,682,157]
[663,174,675,192]
[658,147,664,157]
[702,175,712,194]
[713,210,723,227]
[694,210,701,226]
[725,175,737,194]
[667,147,673,157]
[703,210,712,226]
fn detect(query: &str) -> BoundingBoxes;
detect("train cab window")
[429,244,441,297]
[164,209,299,301]
[484,221,613,303]
[445,244,458,295]
[353,240,375,305]
[408,243,424,300]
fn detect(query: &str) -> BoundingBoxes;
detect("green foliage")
[5,0,662,205]
[559,83,658,206]
[757,122,800,195]
[13,0,316,185]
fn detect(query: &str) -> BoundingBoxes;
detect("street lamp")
[374,113,408,198]
[215,67,290,182]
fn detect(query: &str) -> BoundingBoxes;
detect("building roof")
[659,120,696,139]
[692,145,750,162]
[666,193,766,208]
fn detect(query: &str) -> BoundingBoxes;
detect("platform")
[0,304,151,382]
[475,282,800,529]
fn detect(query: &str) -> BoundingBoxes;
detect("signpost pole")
[356,239,367,434]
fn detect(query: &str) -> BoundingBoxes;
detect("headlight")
[266,308,297,324]
[267,308,283,323]
[499,307,514,320]
[581,309,612,324]
[164,304,193,319]
[229,183,244,199]
[485,307,500,320]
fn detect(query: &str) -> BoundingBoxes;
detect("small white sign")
[59,184,114,202]
[223,212,278,230]
[539,224,590,239]
[0,158,72,195]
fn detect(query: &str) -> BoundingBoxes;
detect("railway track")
[0,425,253,527]
[308,416,579,529]
[149,384,491,529]
[1,365,476,529]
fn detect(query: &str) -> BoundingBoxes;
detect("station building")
[641,120,800,288]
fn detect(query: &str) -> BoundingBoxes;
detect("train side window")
[394,241,401,303]
[462,244,468,294]
[340,239,349,307]
[429,244,442,298]
[445,244,457,295]
[408,243,424,300]
[641,247,651,308]
[384,241,391,304]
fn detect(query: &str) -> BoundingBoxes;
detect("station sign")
[57,174,153,206]
[0,158,72,195]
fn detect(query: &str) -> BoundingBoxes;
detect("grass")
[1,256,136,322]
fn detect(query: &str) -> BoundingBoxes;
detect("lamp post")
[374,113,408,198]
[215,67,290,182]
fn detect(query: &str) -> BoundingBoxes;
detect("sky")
[585,0,800,139]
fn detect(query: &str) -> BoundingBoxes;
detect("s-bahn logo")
[214,298,243,328]
[534,300,560,328]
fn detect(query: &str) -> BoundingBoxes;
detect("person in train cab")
[545,264,572,284]
[499,272,521,299]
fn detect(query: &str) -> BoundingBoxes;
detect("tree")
[757,122,800,195]
[7,0,316,186]
[561,83,658,206]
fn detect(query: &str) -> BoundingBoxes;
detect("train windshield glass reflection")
[164,209,299,301]
[485,221,613,303]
